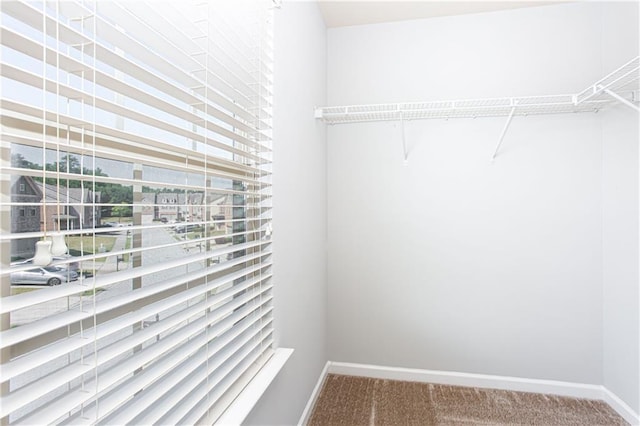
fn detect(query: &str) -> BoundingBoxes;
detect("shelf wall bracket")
[399,111,409,164]
[491,106,516,161]
[599,86,640,113]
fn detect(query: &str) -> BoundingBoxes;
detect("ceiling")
[317,1,566,28]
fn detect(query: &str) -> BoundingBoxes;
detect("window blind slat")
[98,318,269,425]
[0,253,272,348]
[0,221,271,247]
[0,266,270,383]
[116,1,263,104]
[2,129,269,184]
[1,241,270,315]
[1,65,268,164]
[16,308,273,426]
[3,287,272,420]
[180,343,274,426]
[1,0,270,129]
[3,269,274,361]
[86,1,255,110]
[156,334,274,426]
[1,102,268,176]
[67,311,273,426]
[0,27,271,150]
[135,333,273,426]
[1,166,266,197]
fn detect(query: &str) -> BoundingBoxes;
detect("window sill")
[216,347,294,425]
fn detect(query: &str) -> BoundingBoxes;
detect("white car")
[12,255,79,273]
[11,266,79,286]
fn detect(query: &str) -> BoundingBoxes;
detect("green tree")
[11,153,38,169]
[58,154,81,174]
[112,203,133,222]
[99,184,133,217]
[12,149,134,217]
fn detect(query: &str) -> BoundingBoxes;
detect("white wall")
[601,2,640,415]
[244,2,328,425]
[244,2,638,422]
[327,3,611,385]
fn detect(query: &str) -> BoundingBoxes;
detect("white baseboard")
[299,361,640,425]
[297,361,331,426]
[327,362,603,400]
[603,386,640,425]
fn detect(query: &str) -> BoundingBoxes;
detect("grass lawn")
[11,287,39,296]
[81,288,106,297]
[67,235,117,258]
[12,286,104,297]
[102,216,133,224]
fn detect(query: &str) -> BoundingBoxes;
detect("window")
[1,1,273,424]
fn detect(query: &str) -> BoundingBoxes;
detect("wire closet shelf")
[315,56,640,125]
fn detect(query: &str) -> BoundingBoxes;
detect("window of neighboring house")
[1,1,273,424]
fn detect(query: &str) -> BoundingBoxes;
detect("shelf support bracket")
[399,111,408,164]
[599,86,640,113]
[491,106,516,161]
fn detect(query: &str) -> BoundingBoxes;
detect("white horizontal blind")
[0,0,274,424]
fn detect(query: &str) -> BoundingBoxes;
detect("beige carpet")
[308,374,628,426]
